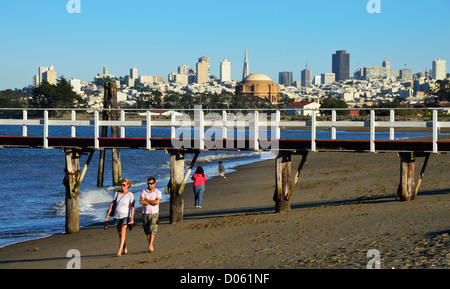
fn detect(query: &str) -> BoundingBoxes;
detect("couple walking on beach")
[191,161,226,208]
[105,176,161,257]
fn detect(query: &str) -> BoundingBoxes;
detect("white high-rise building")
[321,73,335,85]
[130,67,138,80]
[432,59,447,81]
[220,59,231,82]
[34,65,57,86]
[69,78,82,94]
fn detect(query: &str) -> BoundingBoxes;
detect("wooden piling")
[285,152,308,201]
[97,82,122,187]
[397,152,416,201]
[170,150,185,223]
[274,151,292,213]
[109,82,122,186]
[63,149,81,234]
[413,153,430,199]
[97,83,111,187]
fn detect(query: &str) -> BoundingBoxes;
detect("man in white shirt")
[140,176,162,253]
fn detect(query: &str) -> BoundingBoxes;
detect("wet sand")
[0,146,449,269]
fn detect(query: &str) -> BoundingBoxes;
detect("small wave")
[158,151,260,170]
[52,188,113,216]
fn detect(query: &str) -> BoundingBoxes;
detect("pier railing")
[0,107,449,153]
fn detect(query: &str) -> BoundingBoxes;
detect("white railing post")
[146,110,151,150]
[94,110,99,149]
[120,110,125,138]
[195,106,204,150]
[253,111,259,150]
[331,109,337,140]
[370,110,375,152]
[71,110,76,137]
[43,110,49,148]
[171,110,176,139]
[311,110,316,152]
[389,109,395,140]
[275,110,280,139]
[222,110,227,139]
[433,109,438,153]
[22,110,27,137]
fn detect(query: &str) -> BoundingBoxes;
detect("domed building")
[235,73,280,103]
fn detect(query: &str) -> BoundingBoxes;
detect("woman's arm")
[130,201,135,221]
[105,201,114,221]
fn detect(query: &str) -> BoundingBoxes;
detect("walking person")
[140,176,161,253]
[105,178,135,257]
[191,166,207,208]
[218,161,227,180]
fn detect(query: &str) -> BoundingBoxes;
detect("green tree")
[0,89,29,108]
[320,96,349,115]
[428,79,450,101]
[30,76,86,113]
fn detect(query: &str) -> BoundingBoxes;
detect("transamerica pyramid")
[242,48,250,81]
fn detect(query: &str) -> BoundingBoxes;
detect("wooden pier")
[0,107,449,233]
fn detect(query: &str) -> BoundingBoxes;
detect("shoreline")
[0,149,449,269]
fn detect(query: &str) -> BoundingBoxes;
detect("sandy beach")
[0,145,449,270]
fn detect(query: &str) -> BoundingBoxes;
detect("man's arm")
[140,197,161,206]
[148,198,161,206]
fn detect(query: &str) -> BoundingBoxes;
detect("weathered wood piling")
[63,149,81,234]
[397,152,430,201]
[63,149,95,234]
[169,150,185,224]
[97,82,122,187]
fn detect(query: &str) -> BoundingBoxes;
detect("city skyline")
[0,0,449,90]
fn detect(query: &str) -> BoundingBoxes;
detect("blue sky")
[0,0,449,90]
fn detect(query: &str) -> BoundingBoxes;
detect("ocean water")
[0,125,441,248]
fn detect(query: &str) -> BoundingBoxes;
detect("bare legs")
[116,225,128,256]
[147,234,155,252]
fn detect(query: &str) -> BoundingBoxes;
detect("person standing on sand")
[191,166,207,208]
[218,161,226,180]
[105,178,135,257]
[140,176,161,253]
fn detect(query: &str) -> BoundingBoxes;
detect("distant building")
[399,69,412,81]
[301,65,312,87]
[363,66,386,80]
[34,65,57,86]
[285,101,321,116]
[382,59,391,77]
[220,59,231,82]
[321,73,335,85]
[242,48,250,80]
[196,56,210,84]
[235,73,280,103]
[130,67,138,80]
[94,66,114,81]
[313,75,321,85]
[332,50,350,81]
[168,73,189,85]
[279,71,293,86]
[139,75,163,84]
[432,59,447,81]
[69,78,82,94]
